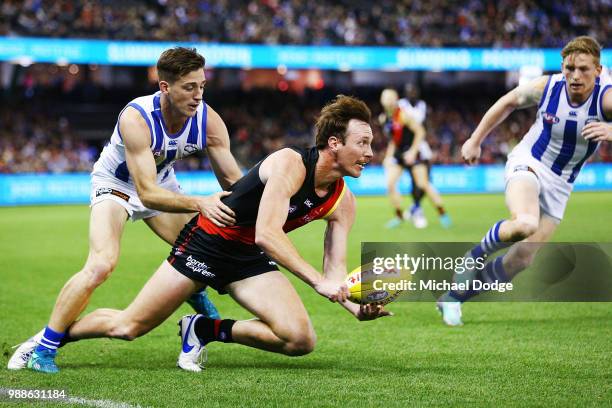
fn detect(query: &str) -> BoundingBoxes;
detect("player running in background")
[437,36,612,326]
[41,95,390,372]
[380,88,451,229]
[398,83,431,228]
[8,47,243,373]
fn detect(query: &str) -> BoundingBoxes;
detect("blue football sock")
[449,255,509,303]
[35,326,65,354]
[470,220,507,259]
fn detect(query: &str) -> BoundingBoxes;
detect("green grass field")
[1,193,611,407]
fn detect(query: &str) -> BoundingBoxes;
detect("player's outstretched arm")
[121,107,235,226]
[582,87,612,142]
[463,75,549,165]
[322,190,391,320]
[322,188,356,282]
[205,104,243,189]
[255,148,349,303]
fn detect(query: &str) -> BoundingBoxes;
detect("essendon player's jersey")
[197,146,346,244]
[390,107,415,153]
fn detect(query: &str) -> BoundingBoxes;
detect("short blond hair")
[561,36,602,65]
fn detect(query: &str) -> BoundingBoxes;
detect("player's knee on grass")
[277,323,317,356]
[283,330,316,356]
[81,258,117,290]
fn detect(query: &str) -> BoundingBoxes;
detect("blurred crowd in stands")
[0,108,98,173]
[1,0,609,47]
[1,88,610,174]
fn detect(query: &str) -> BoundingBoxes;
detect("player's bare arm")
[205,105,243,189]
[463,75,550,164]
[582,87,612,142]
[322,188,356,282]
[255,148,349,302]
[401,111,426,165]
[121,107,235,226]
[383,139,397,168]
[322,189,391,320]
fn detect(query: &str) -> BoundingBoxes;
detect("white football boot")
[7,329,44,370]
[435,249,480,327]
[177,315,207,372]
[404,206,428,229]
[436,301,463,327]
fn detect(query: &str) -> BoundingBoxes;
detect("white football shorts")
[504,151,572,222]
[90,171,182,221]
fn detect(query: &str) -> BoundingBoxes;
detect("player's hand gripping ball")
[345,265,404,305]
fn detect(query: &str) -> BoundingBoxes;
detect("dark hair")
[315,95,371,149]
[157,47,205,83]
[561,36,602,65]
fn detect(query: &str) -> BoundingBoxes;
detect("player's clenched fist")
[461,137,482,165]
[197,191,236,227]
[314,278,349,302]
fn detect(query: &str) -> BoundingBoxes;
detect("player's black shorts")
[167,215,279,294]
[394,150,430,169]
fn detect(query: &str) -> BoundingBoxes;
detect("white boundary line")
[0,388,146,408]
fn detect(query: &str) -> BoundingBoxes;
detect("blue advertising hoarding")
[1,164,610,206]
[1,37,611,71]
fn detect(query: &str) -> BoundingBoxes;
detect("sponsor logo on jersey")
[304,199,314,208]
[185,255,215,278]
[288,205,298,214]
[542,112,560,124]
[569,111,577,117]
[168,140,178,146]
[184,144,198,154]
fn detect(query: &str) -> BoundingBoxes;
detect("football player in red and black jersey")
[380,88,451,229]
[55,95,391,372]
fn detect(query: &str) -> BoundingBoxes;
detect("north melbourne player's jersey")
[197,146,346,245]
[93,92,208,185]
[399,98,427,124]
[514,74,611,183]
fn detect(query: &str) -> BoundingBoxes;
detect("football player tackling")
[36,95,390,372]
[8,47,242,373]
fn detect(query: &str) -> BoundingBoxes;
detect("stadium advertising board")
[1,164,611,206]
[1,37,612,71]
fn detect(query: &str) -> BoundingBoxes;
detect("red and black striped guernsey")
[198,146,346,245]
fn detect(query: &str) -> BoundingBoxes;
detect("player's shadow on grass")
[64,358,330,371]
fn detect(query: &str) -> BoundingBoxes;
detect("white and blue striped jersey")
[93,92,208,185]
[514,74,611,183]
[398,98,427,124]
